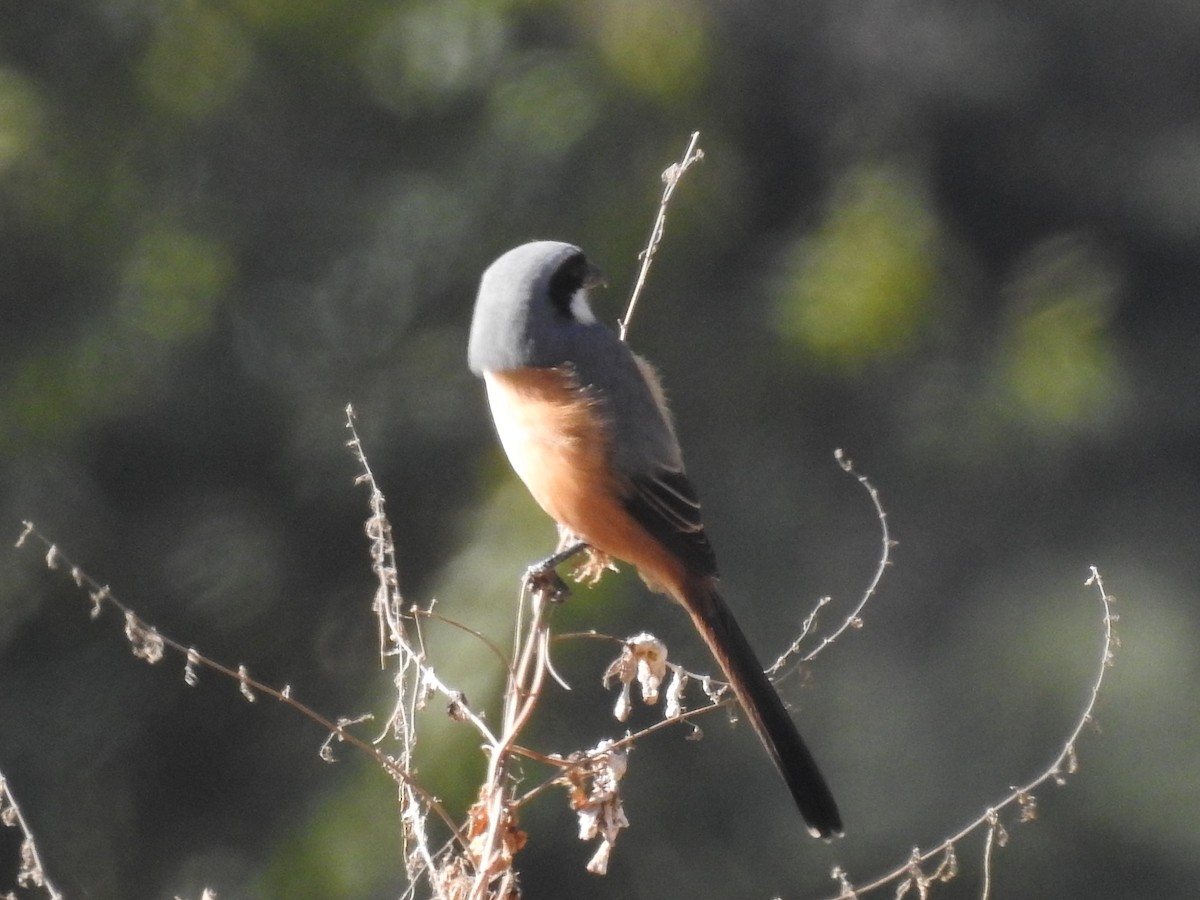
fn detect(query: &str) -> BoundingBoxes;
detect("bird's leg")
[524,537,590,602]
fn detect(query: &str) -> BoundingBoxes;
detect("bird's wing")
[623,467,719,579]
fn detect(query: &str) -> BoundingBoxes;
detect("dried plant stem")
[770,449,893,680]
[980,810,1000,900]
[805,450,892,661]
[13,519,462,845]
[619,131,704,342]
[0,771,64,900]
[825,566,1117,898]
[469,583,556,899]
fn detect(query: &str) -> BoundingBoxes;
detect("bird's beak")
[583,262,607,290]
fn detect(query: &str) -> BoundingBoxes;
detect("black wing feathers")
[622,468,719,579]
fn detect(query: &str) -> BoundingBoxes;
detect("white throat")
[570,289,597,323]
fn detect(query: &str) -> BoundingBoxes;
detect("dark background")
[1,1,1197,897]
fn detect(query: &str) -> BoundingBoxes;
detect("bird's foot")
[524,540,590,603]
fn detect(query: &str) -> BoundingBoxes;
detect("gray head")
[468,241,606,374]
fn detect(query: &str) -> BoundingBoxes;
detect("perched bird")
[468,241,842,838]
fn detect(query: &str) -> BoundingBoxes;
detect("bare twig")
[618,131,704,342]
[13,519,463,846]
[412,603,514,677]
[980,810,1002,900]
[825,566,1118,898]
[344,404,406,672]
[0,769,64,900]
[346,404,485,897]
[466,577,557,899]
[769,449,893,679]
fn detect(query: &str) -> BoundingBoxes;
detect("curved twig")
[826,567,1117,898]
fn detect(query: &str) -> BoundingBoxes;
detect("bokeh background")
[2,1,1198,897]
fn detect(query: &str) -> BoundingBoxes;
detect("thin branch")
[804,449,892,663]
[768,449,893,681]
[345,403,487,898]
[344,404,406,672]
[0,770,64,900]
[510,693,729,810]
[980,810,1001,900]
[412,603,514,678]
[13,519,464,846]
[826,566,1118,898]
[618,131,704,342]
[467,578,556,899]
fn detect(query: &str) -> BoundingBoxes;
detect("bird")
[467,240,842,838]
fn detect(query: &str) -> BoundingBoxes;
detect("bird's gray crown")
[468,241,602,374]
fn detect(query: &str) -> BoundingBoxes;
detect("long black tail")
[677,577,843,838]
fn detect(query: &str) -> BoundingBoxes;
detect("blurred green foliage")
[360,0,508,113]
[1,223,233,450]
[119,225,233,341]
[774,164,941,369]
[994,237,1126,435]
[138,4,253,119]
[586,0,710,100]
[0,67,42,175]
[258,770,404,898]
